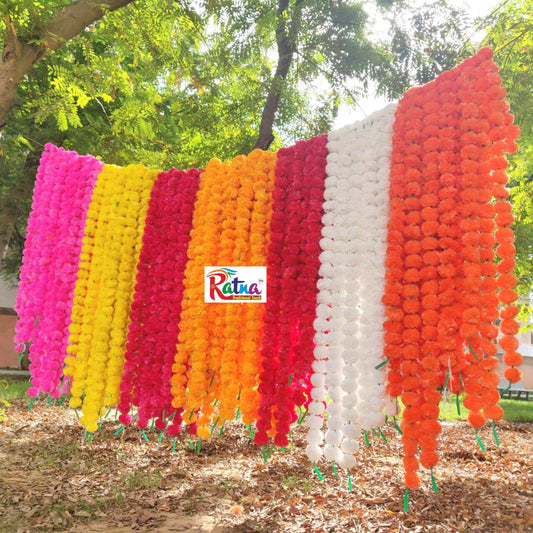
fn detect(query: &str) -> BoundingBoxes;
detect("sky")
[334,0,505,128]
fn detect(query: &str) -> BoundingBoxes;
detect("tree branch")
[0,0,136,129]
[254,0,301,150]
[41,0,137,51]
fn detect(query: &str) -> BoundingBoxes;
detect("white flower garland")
[306,103,397,468]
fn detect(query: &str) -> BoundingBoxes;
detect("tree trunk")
[254,0,301,150]
[0,0,136,129]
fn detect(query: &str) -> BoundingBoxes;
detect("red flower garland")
[118,168,200,431]
[255,135,327,447]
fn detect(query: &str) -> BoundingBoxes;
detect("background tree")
[484,0,533,321]
[3,0,531,325]
[1,0,403,282]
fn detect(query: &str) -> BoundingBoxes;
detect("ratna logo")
[204,266,267,303]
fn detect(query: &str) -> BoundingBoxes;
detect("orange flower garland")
[172,150,277,438]
[384,48,520,490]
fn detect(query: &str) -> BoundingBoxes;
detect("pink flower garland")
[255,135,327,447]
[118,168,200,433]
[14,144,102,398]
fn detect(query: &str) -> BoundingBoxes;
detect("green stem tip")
[475,428,485,452]
[430,468,439,493]
[492,420,500,447]
[375,357,389,370]
[403,488,410,513]
[313,462,324,481]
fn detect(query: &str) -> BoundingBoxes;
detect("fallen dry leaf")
[0,398,532,532]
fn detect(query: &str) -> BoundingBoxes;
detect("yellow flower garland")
[64,165,114,408]
[65,164,158,432]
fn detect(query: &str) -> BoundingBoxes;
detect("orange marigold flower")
[498,335,519,352]
[420,450,439,469]
[421,309,439,325]
[404,470,421,490]
[402,345,420,360]
[479,372,500,388]
[500,319,519,335]
[423,389,442,404]
[493,183,510,199]
[499,288,517,304]
[404,314,422,328]
[422,294,439,310]
[495,212,514,227]
[480,339,498,356]
[423,251,439,265]
[421,220,440,235]
[497,258,516,274]
[421,207,439,221]
[405,197,421,210]
[504,367,522,383]
[494,199,512,213]
[421,325,438,340]
[480,324,498,339]
[402,391,420,407]
[404,269,421,283]
[480,278,497,292]
[405,254,423,268]
[460,323,478,339]
[481,356,499,371]
[386,307,404,321]
[496,242,516,259]
[480,233,496,248]
[503,351,523,367]
[405,241,422,254]
[462,246,480,261]
[468,411,486,429]
[463,308,480,324]
[497,273,517,289]
[463,394,484,411]
[484,404,504,421]
[420,419,441,436]
[500,305,519,320]
[480,263,497,277]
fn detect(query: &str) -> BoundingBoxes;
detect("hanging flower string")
[172,150,277,439]
[306,107,395,468]
[254,135,327,448]
[118,168,201,431]
[65,164,159,432]
[15,145,102,399]
[383,47,520,490]
[16,48,523,497]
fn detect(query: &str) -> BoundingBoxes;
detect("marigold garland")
[255,135,327,449]
[16,48,524,499]
[172,150,277,438]
[65,164,159,432]
[15,145,102,399]
[306,108,395,468]
[383,47,520,489]
[118,168,201,430]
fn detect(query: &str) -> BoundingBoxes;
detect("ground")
[0,398,532,532]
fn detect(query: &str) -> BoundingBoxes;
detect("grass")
[282,474,313,493]
[0,376,30,400]
[124,470,163,490]
[1,376,531,426]
[439,394,533,422]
